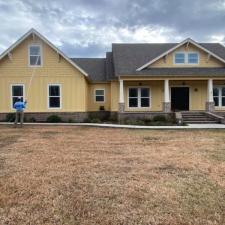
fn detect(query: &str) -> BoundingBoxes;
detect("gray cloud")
[0,0,225,57]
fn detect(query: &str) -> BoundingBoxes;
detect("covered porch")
[118,77,225,114]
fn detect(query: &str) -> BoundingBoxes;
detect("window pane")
[49,97,60,108]
[188,53,198,64]
[49,86,60,96]
[96,96,104,102]
[30,46,40,55]
[175,53,185,64]
[12,86,23,96]
[129,98,138,107]
[30,55,41,65]
[222,88,225,96]
[129,88,138,97]
[141,98,149,107]
[96,90,104,96]
[222,97,225,106]
[141,88,149,97]
[214,97,219,106]
[213,88,219,96]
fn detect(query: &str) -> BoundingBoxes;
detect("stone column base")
[205,101,215,112]
[163,102,171,113]
[119,103,125,113]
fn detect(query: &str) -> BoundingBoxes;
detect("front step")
[181,112,219,124]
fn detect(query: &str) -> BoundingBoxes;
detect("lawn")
[0,126,225,225]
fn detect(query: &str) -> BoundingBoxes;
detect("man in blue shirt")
[13,97,27,127]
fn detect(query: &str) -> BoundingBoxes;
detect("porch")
[118,78,225,114]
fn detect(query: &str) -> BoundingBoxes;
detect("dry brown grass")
[0,125,225,225]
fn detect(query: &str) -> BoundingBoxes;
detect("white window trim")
[11,84,25,110]
[127,86,151,109]
[173,52,186,65]
[28,44,43,67]
[187,52,199,65]
[213,86,225,108]
[173,51,199,65]
[47,84,62,109]
[94,89,105,103]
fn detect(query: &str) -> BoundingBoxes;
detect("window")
[95,89,105,102]
[174,52,199,64]
[188,53,199,64]
[174,53,185,64]
[48,85,61,108]
[213,86,225,107]
[29,45,41,66]
[128,87,150,108]
[12,85,24,107]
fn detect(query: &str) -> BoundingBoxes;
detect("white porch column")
[206,79,215,111]
[207,79,213,102]
[119,79,125,114]
[119,79,124,103]
[163,79,171,112]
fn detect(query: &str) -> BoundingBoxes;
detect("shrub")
[90,118,101,123]
[28,117,36,122]
[46,115,62,123]
[5,113,15,122]
[68,118,75,123]
[153,115,167,122]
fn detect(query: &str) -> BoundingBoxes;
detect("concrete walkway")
[1,122,225,129]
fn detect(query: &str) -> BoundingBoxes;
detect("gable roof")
[0,28,88,77]
[112,42,225,76]
[136,38,225,71]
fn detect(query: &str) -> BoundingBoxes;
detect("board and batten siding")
[0,35,88,113]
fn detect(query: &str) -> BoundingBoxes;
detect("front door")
[171,87,189,111]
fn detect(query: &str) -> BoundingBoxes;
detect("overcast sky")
[0,0,225,57]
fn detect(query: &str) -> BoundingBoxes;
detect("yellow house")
[1,28,225,123]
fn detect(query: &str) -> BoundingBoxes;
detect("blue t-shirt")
[14,101,26,112]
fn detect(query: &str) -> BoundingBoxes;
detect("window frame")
[94,89,105,103]
[11,84,25,109]
[174,52,186,65]
[187,52,199,65]
[47,84,62,109]
[28,44,43,67]
[173,51,199,65]
[128,87,151,109]
[213,86,225,108]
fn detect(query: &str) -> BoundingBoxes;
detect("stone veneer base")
[205,102,215,112]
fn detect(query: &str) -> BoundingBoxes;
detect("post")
[206,79,214,111]
[163,79,171,112]
[119,79,125,113]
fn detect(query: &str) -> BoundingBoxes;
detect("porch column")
[119,79,125,113]
[163,79,171,112]
[206,79,215,111]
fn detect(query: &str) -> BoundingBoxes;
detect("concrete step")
[186,121,218,124]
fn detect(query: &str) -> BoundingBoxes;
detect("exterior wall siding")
[0,35,88,113]
[87,83,111,111]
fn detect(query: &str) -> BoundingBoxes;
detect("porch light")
[194,88,198,92]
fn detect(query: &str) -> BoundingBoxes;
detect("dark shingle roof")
[112,43,225,76]
[71,58,106,82]
[71,43,225,81]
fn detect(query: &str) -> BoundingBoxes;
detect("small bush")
[6,113,15,122]
[46,115,62,123]
[124,119,145,126]
[153,115,167,122]
[28,117,36,122]
[90,118,101,123]
[68,118,75,123]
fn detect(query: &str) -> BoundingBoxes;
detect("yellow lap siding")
[0,35,88,113]
[87,83,111,111]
